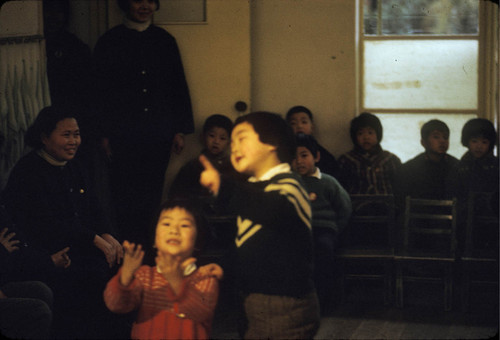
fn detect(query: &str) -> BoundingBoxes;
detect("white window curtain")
[0,38,51,188]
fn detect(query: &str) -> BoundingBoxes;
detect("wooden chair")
[335,194,396,305]
[460,191,499,312]
[395,196,457,311]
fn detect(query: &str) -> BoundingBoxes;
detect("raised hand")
[102,233,124,265]
[199,154,221,196]
[0,228,20,253]
[51,247,71,268]
[198,263,224,280]
[94,234,115,267]
[120,241,144,286]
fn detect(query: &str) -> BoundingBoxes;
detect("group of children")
[4,107,488,339]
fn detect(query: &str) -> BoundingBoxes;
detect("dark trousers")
[0,281,53,339]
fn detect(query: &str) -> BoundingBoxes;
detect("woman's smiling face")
[42,118,81,162]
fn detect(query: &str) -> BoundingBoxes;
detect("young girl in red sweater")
[104,199,221,339]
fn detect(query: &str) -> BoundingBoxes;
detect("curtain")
[0,38,51,189]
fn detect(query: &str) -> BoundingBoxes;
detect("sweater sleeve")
[103,267,143,314]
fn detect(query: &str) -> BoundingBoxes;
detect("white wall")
[250,0,358,157]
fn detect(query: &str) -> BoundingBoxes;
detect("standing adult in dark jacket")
[93,0,194,249]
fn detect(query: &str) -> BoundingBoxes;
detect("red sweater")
[104,265,219,339]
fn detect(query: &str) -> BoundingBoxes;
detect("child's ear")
[420,138,426,149]
[314,151,321,162]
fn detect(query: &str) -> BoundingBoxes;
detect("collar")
[123,17,152,32]
[248,163,291,182]
[37,149,67,167]
[310,167,322,179]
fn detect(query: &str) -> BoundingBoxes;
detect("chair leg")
[461,261,471,313]
[384,259,392,306]
[339,259,346,303]
[395,261,403,308]
[444,263,453,311]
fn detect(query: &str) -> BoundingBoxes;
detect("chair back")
[342,194,395,250]
[401,196,457,257]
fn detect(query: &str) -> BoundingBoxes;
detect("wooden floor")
[210,282,499,339]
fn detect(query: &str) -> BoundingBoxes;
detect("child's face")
[127,0,157,23]
[422,130,449,155]
[468,136,490,159]
[293,146,319,176]
[155,207,197,260]
[288,112,313,135]
[356,127,378,152]
[204,127,230,157]
[230,122,276,177]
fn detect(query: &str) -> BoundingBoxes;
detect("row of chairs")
[335,193,498,312]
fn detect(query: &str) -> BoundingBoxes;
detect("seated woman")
[1,106,124,338]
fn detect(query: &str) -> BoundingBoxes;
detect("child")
[292,133,351,314]
[103,199,221,340]
[286,105,339,177]
[338,112,401,195]
[449,118,498,253]
[169,114,240,201]
[451,118,498,198]
[395,119,459,202]
[199,112,320,339]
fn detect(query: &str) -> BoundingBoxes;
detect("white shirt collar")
[248,163,291,182]
[311,167,322,179]
[123,17,152,32]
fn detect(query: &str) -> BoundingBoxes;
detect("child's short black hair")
[421,119,450,140]
[117,0,160,12]
[235,111,296,164]
[350,112,383,145]
[461,118,497,151]
[295,133,319,157]
[151,199,208,257]
[202,114,233,136]
[286,105,313,122]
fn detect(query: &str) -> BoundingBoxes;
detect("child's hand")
[0,228,20,253]
[198,263,224,280]
[120,241,144,287]
[51,247,71,268]
[199,154,221,196]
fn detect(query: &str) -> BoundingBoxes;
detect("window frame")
[357,0,489,118]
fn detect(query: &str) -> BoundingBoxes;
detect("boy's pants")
[240,291,320,339]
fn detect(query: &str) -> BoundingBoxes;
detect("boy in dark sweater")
[293,133,351,314]
[449,118,498,253]
[199,112,320,339]
[395,119,459,203]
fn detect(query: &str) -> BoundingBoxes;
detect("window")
[359,0,489,162]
